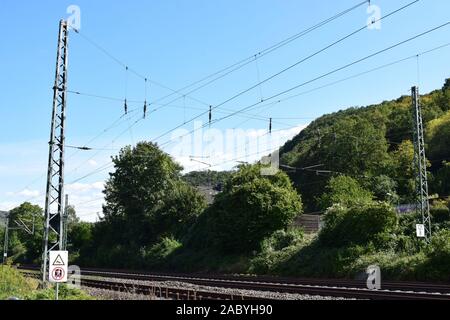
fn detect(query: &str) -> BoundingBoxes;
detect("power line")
[12,40,449,204]
[73,28,210,108]
[151,1,421,145]
[63,25,450,187]
[157,20,449,149]
[242,42,450,117]
[130,0,371,115]
[61,2,441,187]
[65,112,143,179]
[70,0,371,127]
[67,89,306,125]
[56,1,382,183]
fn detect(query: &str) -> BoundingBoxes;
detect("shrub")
[249,229,307,275]
[142,237,182,268]
[28,285,93,300]
[419,229,450,281]
[0,265,36,300]
[318,175,373,210]
[188,164,302,254]
[0,266,92,300]
[260,229,304,252]
[431,205,450,224]
[319,202,398,248]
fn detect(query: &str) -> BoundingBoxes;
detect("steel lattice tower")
[411,86,432,242]
[42,20,69,283]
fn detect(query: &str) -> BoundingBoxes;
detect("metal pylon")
[42,20,69,283]
[411,86,432,242]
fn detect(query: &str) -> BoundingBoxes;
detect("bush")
[419,229,450,281]
[28,285,93,300]
[319,202,398,248]
[0,265,36,300]
[249,229,307,275]
[318,175,373,210]
[261,229,304,252]
[431,205,450,224]
[187,164,302,253]
[142,237,182,268]
[346,250,428,280]
[0,266,92,300]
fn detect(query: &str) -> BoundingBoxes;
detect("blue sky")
[0,0,449,220]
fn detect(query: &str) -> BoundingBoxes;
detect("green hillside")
[279,79,450,212]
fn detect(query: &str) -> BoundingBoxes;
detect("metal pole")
[63,194,69,251]
[2,214,9,264]
[42,19,69,285]
[56,283,59,300]
[412,86,432,242]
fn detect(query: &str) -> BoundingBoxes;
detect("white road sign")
[416,224,425,238]
[49,251,68,283]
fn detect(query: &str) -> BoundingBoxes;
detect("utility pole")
[63,194,69,251]
[2,213,9,264]
[411,86,432,242]
[41,20,69,284]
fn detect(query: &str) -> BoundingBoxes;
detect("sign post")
[49,251,68,300]
[416,224,426,238]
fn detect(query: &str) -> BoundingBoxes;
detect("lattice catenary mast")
[411,86,432,242]
[41,20,69,283]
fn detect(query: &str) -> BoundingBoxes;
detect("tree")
[6,203,44,264]
[319,175,373,210]
[183,170,232,190]
[390,140,416,201]
[364,175,399,205]
[427,111,450,163]
[68,222,93,263]
[92,142,206,267]
[281,112,390,211]
[188,164,303,253]
[431,162,450,197]
[320,202,398,247]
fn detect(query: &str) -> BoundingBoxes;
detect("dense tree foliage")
[187,164,302,253]
[3,203,43,264]
[183,170,232,191]
[427,111,450,166]
[80,142,207,267]
[318,175,373,210]
[280,79,450,211]
[319,202,398,247]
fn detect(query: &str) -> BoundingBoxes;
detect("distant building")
[396,204,416,215]
[293,214,323,234]
[196,185,219,205]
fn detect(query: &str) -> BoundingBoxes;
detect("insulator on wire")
[269,118,272,134]
[143,78,148,119]
[209,106,212,126]
[124,99,128,115]
[143,101,148,119]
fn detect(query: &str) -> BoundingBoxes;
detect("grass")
[0,265,93,300]
[157,226,450,283]
[0,264,37,300]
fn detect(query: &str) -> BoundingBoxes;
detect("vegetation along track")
[19,266,450,300]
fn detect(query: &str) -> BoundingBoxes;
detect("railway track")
[19,266,450,300]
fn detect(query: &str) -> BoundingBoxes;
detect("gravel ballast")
[82,275,355,300]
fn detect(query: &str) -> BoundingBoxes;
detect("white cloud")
[18,189,40,197]
[88,160,98,167]
[65,182,104,193]
[6,189,40,198]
